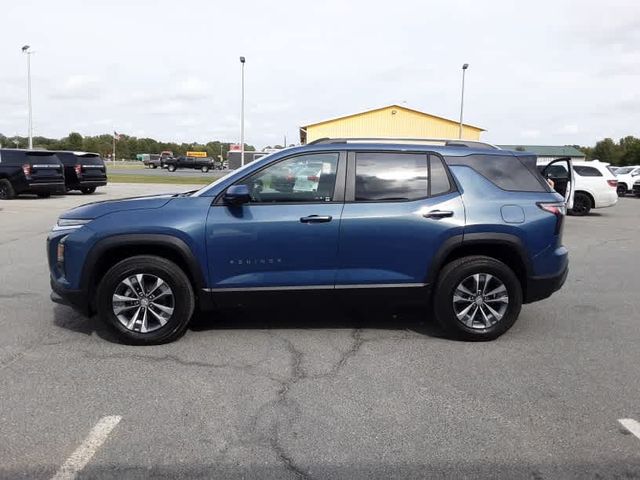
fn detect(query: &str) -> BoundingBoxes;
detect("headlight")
[53,218,92,231]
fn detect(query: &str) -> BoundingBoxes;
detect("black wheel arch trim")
[81,234,212,310]
[426,232,533,285]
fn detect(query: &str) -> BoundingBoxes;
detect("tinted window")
[574,166,602,177]
[447,154,548,192]
[355,153,428,201]
[540,164,568,179]
[429,155,451,195]
[237,153,339,203]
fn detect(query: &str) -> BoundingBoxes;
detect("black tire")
[152,164,158,169]
[37,192,51,198]
[568,192,592,216]
[96,255,195,345]
[433,255,523,341]
[0,179,16,200]
[617,184,627,197]
[201,165,210,173]
[167,164,176,172]
[81,187,97,194]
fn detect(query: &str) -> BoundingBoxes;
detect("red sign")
[230,144,241,151]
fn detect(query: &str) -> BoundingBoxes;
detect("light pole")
[22,45,33,149]
[239,56,246,166]
[458,63,469,139]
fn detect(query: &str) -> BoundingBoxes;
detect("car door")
[540,157,574,209]
[205,151,346,290]
[336,151,464,288]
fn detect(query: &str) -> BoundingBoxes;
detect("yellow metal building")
[299,104,485,144]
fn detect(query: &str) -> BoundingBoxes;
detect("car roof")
[287,143,526,158]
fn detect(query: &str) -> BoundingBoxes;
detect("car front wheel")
[167,165,176,172]
[201,165,210,173]
[96,255,195,344]
[81,187,97,194]
[433,255,522,341]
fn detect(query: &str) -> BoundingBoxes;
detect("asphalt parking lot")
[1,184,639,479]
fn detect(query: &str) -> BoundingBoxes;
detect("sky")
[0,0,639,149]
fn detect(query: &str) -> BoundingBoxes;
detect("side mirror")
[223,184,251,205]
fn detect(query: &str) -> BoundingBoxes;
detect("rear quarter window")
[446,154,548,192]
[574,166,603,177]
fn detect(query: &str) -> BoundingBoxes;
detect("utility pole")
[239,56,246,166]
[22,45,33,149]
[458,63,469,139]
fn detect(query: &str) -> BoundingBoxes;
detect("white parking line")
[51,415,122,480]
[619,418,640,440]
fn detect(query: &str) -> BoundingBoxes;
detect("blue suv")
[48,140,571,344]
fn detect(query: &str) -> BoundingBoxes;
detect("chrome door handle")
[300,215,333,223]
[423,210,454,219]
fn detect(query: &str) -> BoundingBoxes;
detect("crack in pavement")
[80,351,287,383]
[260,328,365,480]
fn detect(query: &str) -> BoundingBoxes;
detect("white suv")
[614,165,640,196]
[538,159,618,216]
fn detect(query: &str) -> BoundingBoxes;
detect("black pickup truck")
[164,156,215,172]
[0,149,66,199]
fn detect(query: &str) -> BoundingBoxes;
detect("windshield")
[616,167,634,174]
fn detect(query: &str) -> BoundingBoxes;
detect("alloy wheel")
[452,273,509,329]
[112,273,174,333]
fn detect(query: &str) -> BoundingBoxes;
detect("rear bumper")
[524,266,568,304]
[594,190,618,208]
[27,181,66,194]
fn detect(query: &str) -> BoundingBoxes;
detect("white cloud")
[174,77,210,101]
[50,75,102,100]
[519,129,541,139]
[559,124,579,134]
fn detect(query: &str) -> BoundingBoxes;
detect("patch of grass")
[107,162,147,170]
[107,174,217,185]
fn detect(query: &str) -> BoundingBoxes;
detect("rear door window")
[429,155,451,196]
[355,153,428,201]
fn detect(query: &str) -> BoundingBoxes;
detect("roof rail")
[307,137,500,150]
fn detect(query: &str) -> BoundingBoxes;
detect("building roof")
[300,104,485,132]
[498,145,586,157]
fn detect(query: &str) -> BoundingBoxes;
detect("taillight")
[22,164,31,176]
[538,202,566,235]
[307,175,319,182]
[74,164,82,176]
[607,179,618,188]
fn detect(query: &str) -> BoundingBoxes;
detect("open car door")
[540,157,574,210]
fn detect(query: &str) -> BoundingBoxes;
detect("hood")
[60,194,176,220]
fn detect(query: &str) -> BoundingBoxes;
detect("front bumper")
[50,278,91,316]
[524,266,569,304]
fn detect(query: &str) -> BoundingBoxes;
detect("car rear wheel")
[568,192,591,216]
[96,255,195,345]
[81,187,97,194]
[0,179,16,200]
[167,165,176,172]
[201,165,210,173]
[433,255,522,341]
